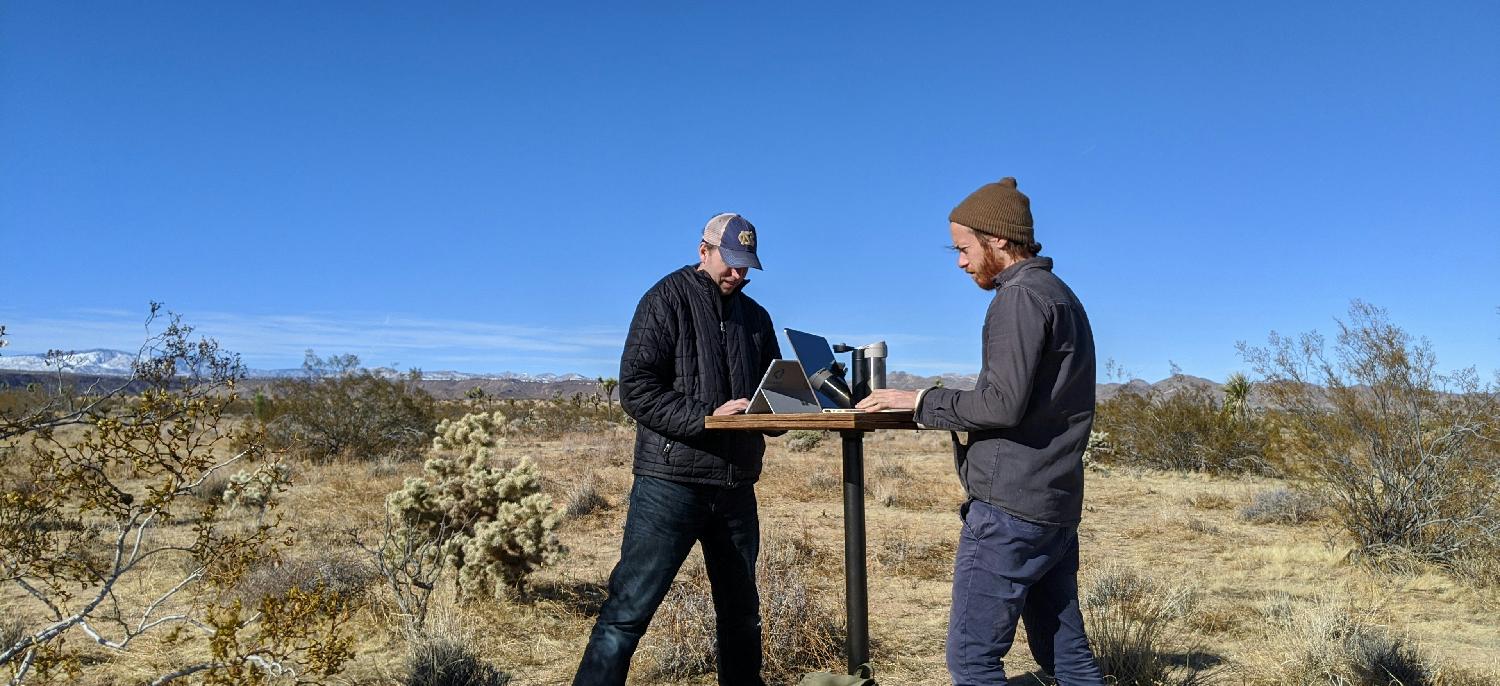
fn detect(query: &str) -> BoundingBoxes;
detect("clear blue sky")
[3,3,1497,380]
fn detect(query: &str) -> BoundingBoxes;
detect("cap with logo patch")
[701,213,762,270]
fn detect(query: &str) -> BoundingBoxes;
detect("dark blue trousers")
[573,475,764,686]
[947,499,1104,686]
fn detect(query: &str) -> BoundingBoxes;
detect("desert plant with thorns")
[0,308,354,684]
[3,302,1497,684]
[385,410,565,601]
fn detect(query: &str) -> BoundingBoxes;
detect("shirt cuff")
[913,387,930,429]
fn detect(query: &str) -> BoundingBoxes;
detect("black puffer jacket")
[619,266,781,487]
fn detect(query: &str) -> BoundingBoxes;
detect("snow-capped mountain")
[0,349,590,382]
[0,349,141,376]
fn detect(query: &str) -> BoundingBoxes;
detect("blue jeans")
[947,499,1104,686]
[573,475,764,686]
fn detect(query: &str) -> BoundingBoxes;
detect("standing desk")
[705,411,921,676]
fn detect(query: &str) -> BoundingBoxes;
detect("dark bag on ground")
[796,664,876,686]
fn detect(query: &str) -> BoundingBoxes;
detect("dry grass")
[8,423,1498,685]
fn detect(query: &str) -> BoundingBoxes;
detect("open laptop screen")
[784,328,842,409]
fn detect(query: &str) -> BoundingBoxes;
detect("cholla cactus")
[391,412,563,597]
[1082,430,1114,466]
[432,410,511,461]
[223,462,290,511]
[457,488,565,597]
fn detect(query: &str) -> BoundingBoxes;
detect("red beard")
[971,244,1005,290]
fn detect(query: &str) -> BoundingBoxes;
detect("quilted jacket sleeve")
[619,286,715,440]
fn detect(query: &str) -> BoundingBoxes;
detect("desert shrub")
[1264,596,1433,685]
[0,307,353,684]
[806,469,840,492]
[1083,566,1211,685]
[642,536,842,683]
[1185,492,1235,511]
[1240,487,1325,525]
[0,384,52,429]
[1241,301,1500,568]
[1448,547,1500,596]
[406,636,512,686]
[481,397,629,440]
[386,411,564,599]
[1095,383,1274,475]
[0,618,25,657]
[871,457,909,480]
[236,551,378,607]
[870,479,924,509]
[785,429,824,453]
[261,351,437,462]
[641,560,717,679]
[760,538,843,681]
[564,471,610,519]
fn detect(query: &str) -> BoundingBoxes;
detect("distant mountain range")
[0,349,590,384]
[0,348,1238,402]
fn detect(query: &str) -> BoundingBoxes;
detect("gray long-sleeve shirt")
[915,257,1096,525]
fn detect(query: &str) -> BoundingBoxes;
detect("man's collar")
[991,256,1053,288]
[685,264,749,295]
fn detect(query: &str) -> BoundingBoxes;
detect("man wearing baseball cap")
[858,179,1105,685]
[574,213,780,686]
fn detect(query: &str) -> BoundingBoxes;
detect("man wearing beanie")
[574,213,779,686]
[857,179,1104,685]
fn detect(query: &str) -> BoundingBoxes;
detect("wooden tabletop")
[705,411,921,431]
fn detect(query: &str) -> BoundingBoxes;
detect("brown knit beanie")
[949,177,1034,246]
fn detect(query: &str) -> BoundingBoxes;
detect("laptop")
[784,328,844,410]
[745,359,822,414]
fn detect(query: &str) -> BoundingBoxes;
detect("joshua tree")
[598,377,619,415]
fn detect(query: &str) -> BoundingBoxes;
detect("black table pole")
[839,429,869,673]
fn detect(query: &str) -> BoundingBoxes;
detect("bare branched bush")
[1095,383,1274,475]
[1240,301,1500,568]
[1264,596,1433,685]
[1083,566,1211,685]
[406,635,512,686]
[260,351,437,463]
[0,307,354,684]
[1240,487,1326,525]
[785,429,825,453]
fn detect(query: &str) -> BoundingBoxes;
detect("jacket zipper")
[697,271,738,488]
